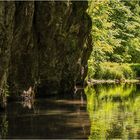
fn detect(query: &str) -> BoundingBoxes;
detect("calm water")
[1,83,140,139]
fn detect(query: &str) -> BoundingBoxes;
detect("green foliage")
[87,0,140,78]
[93,62,135,80]
[87,56,96,79]
[0,83,9,107]
[88,0,120,62]
[130,63,140,77]
[0,84,9,98]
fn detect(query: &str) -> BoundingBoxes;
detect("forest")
[88,0,140,81]
[0,0,140,139]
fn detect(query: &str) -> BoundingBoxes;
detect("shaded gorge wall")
[0,1,92,99]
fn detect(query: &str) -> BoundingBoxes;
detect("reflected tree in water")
[21,86,35,109]
[85,84,140,139]
[21,99,34,109]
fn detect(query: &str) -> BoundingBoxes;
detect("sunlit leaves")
[88,0,140,68]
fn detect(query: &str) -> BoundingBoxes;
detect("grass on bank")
[88,62,140,81]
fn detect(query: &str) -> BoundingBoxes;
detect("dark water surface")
[1,83,140,139]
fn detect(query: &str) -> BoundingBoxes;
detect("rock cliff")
[0,1,92,99]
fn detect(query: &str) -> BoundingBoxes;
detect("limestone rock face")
[0,2,15,102]
[0,1,92,98]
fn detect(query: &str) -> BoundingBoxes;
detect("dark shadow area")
[0,89,90,139]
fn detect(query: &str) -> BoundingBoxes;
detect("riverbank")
[88,62,140,84]
[87,79,140,85]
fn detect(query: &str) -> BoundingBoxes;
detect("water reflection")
[0,89,90,139]
[85,84,140,139]
[21,99,34,109]
[1,84,140,139]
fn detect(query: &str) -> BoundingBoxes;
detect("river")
[0,83,140,139]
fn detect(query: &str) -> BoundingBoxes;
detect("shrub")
[87,59,96,79]
[130,63,140,78]
[93,62,136,80]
